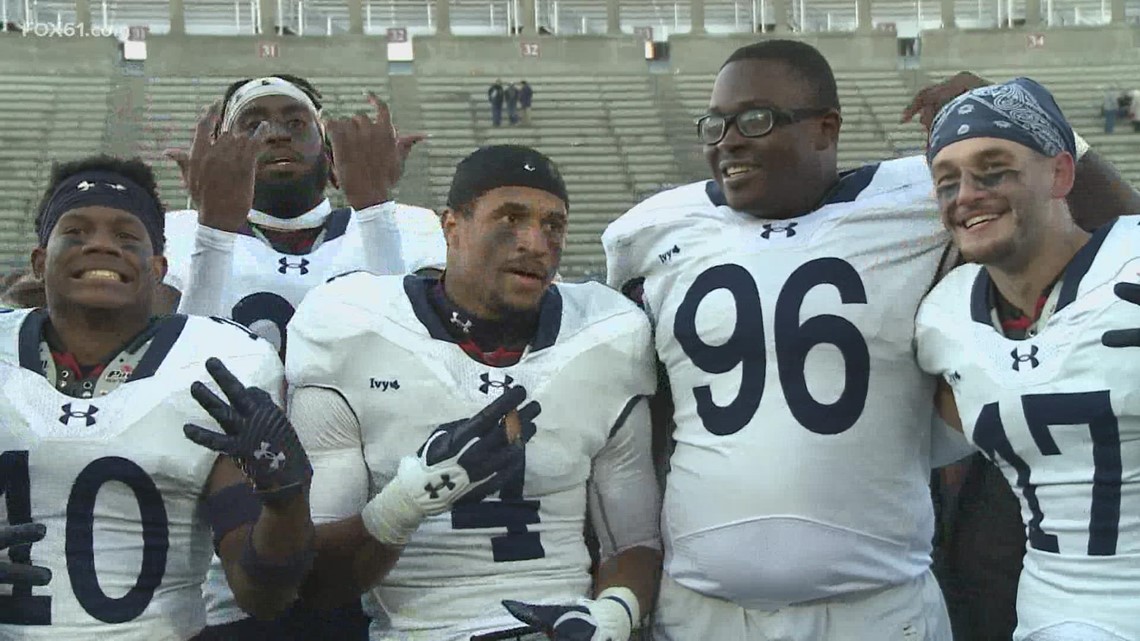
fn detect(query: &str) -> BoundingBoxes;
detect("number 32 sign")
[520,42,539,57]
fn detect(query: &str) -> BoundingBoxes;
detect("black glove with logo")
[184,357,312,507]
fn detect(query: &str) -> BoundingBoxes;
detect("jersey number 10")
[0,452,168,625]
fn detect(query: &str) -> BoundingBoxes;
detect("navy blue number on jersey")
[973,391,1121,556]
[0,453,169,625]
[451,422,544,562]
[231,292,295,360]
[0,451,49,624]
[673,259,870,436]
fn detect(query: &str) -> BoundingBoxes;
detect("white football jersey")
[287,273,657,640]
[603,156,949,609]
[164,202,447,356]
[0,309,283,641]
[916,217,1140,640]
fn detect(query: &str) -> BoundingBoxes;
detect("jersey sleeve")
[162,209,200,294]
[285,273,380,397]
[587,396,662,560]
[176,226,239,318]
[288,385,370,522]
[395,204,446,274]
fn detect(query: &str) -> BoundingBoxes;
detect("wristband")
[238,525,315,585]
[597,586,640,628]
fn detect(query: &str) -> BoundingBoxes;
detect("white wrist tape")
[360,458,426,546]
[597,586,640,628]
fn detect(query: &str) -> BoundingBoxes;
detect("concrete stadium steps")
[417,74,673,277]
[0,74,112,267]
[137,75,390,209]
[930,65,1140,184]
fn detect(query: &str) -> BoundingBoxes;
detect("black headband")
[447,144,569,209]
[39,170,164,252]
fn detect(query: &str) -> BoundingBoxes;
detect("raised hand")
[900,71,990,134]
[360,386,540,545]
[502,593,635,641]
[167,102,268,233]
[0,523,51,587]
[1102,282,1140,348]
[184,357,311,507]
[326,91,410,210]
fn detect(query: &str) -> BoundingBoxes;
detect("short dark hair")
[34,154,166,253]
[216,74,324,137]
[722,39,840,111]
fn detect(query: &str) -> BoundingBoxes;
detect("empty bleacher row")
[0,73,112,267]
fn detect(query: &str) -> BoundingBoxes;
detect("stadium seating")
[0,73,112,269]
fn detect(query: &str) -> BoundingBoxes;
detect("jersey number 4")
[973,391,1121,556]
[674,259,870,437]
[451,429,544,563]
[0,452,168,625]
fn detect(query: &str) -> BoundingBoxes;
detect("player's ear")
[30,246,46,281]
[148,254,169,284]
[440,207,461,249]
[1050,151,1076,200]
[814,109,842,150]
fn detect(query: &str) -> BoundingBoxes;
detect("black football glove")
[184,357,312,507]
[0,523,50,587]
[1102,282,1140,348]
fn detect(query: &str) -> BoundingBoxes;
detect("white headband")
[220,76,322,134]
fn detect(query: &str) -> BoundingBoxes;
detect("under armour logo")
[424,474,456,499]
[451,312,472,334]
[253,441,286,470]
[658,245,681,264]
[277,257,310,275]
[76,181,124,192]
[479,372,514,394]
[523,163,536,171]
[760,222,798,239]
[107,183,126,191]
[76,181,94,191]
[59,403,99,427]
[1011,345,1040,371]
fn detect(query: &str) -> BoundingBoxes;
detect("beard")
[252,153,330,219]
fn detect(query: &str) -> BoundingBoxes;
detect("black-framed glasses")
[696,107,833,144]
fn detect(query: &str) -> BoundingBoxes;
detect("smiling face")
[31,206,166,314]
[441,186,568,319]
[704,59,842,219]
[930,137,1074,270]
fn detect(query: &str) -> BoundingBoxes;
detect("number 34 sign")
[520,42,540,57]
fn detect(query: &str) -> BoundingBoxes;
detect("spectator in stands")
[1129,88,1140,132]
[520,80,534,125]
[488,79,505,126]
[1103,88,1117,133]
[506,81,521,125]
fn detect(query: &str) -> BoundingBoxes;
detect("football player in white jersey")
[161,74,445,358]
[160,75,444,640]
[0,155,315,640]
[916,78,1140,641]
[602,40,1139,641]
[272,144,662,641]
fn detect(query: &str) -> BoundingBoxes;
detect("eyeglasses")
[696,107,833,145]
[934,169,1022,206]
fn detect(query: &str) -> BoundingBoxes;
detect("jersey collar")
[403,274,562,354]
[18,309,189,384]
[969,218,1118,326]
[705,163,879,211]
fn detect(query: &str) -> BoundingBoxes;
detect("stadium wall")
[919,25,1140,67]
[144,35,389,76]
